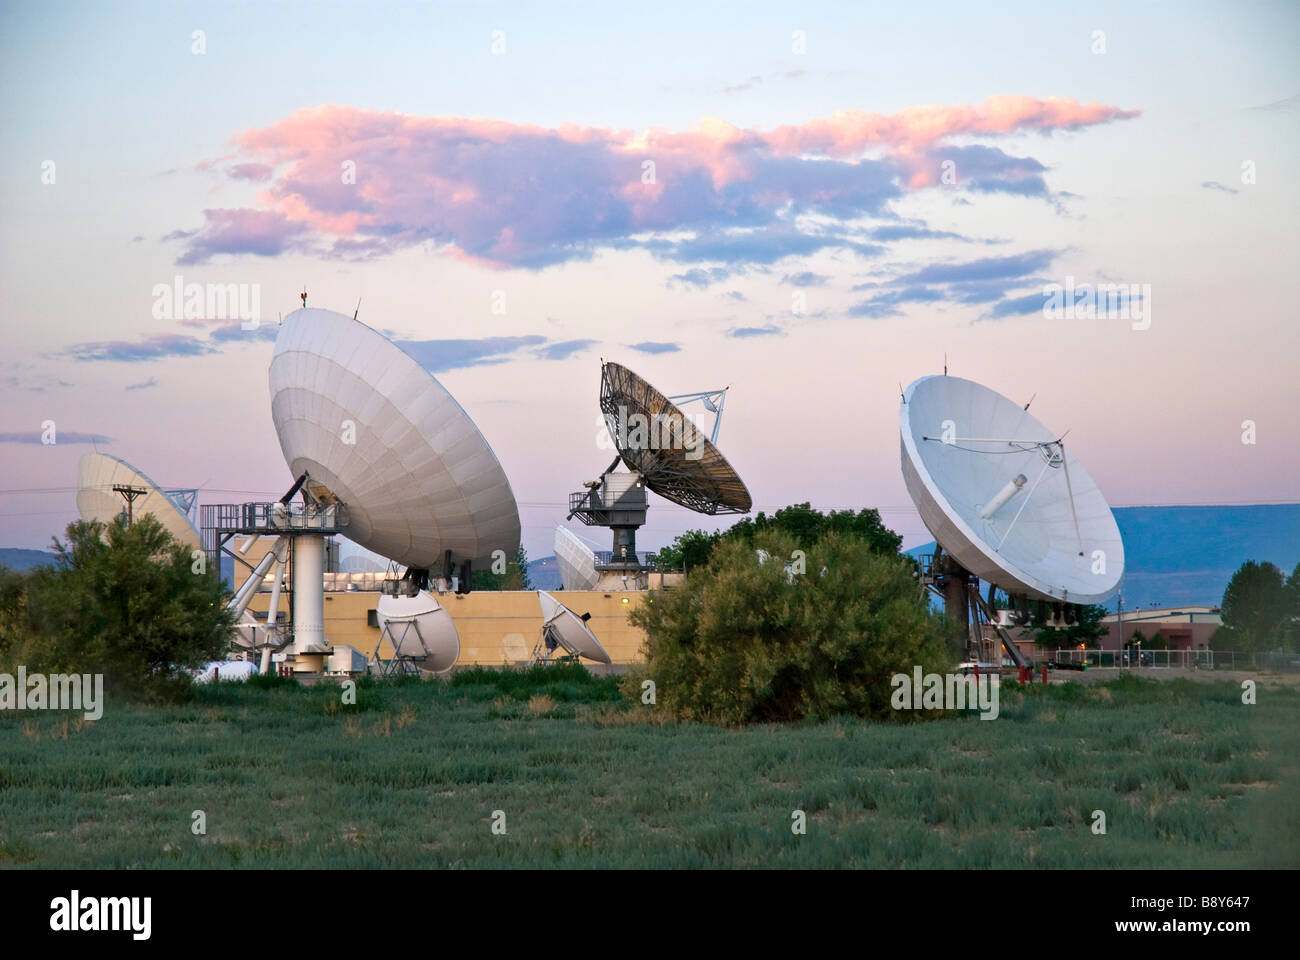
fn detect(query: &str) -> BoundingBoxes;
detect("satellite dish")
[568,363,751,588]
[756,548,796,584]
[269,307,521,573]
[76,452,202,549]
[536,590,611,664]
[554,525,600,591]
[192,660,258,684]
[900,375,1124,605]
[374,590,460,674]
[601,362,751,514]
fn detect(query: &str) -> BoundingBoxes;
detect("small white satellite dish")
[76,452,202,549]
[756,548,796,584]
[192,660,258,684]
[375,590,460,675]
[536,590,611,664]
[900,374,1124,604]
[554,525,600,591]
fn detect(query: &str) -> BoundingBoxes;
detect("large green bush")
[652,502,902,572]
[5,515,234,703]
[630,531,957,725]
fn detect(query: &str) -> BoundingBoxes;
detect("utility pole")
[112,483,148,525]
[1116,584,1125,666]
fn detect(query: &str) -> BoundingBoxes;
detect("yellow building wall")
[225,536,279,576]
[245,590,651,665]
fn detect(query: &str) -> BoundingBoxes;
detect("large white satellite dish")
[900,375,1124,605]
[76,452,202,550]
[269,307,521,573]
[554,525,600,591]
[536,591,611,664]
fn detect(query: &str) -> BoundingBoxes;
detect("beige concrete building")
[224,535,680,668]
[244,587,652,666]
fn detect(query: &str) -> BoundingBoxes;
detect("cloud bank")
[170,97,1137,270]
[0,431,113,444]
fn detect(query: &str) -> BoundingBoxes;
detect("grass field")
[1,667,1296,868]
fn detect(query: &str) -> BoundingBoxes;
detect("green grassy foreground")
[1,667,1296,868]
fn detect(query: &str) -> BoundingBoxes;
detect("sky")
[2,0,1297,563]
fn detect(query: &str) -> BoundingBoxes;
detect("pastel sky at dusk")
[2,0,1297,562]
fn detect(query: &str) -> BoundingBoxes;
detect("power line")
[0,486,1296,510]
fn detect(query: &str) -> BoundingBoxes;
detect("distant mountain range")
[906,504,1300,611]
[527,555,563,591]
[3,548,566,591]
[6,504,1296,608]
[0,548,59,571]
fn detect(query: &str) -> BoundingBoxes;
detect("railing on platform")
[201,501,347,534]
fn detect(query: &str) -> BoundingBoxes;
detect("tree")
[0,564,35,668]
[509,545,532,591]
[652,529,721,571]
[651,503,904,572]
[629,531,958,725]
[470,545,532,591]
[1284,562,1300,651]
[18,516,234,702]
[724,503,903,557]
[1217,560,1289,654]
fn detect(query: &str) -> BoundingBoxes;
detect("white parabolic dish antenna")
[900,375,1124,604]
[375,591,460,674]
[76,452,202,550]
[269,308,521,570]
[538,591,611,664]
[554,525,600,591]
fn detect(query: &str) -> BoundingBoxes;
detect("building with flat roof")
[1101,606,1221,651]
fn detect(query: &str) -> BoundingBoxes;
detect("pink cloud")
[176,208,307,265]
[227,162,274,182]
[170,97,1138,268]
[763,96,1138,155]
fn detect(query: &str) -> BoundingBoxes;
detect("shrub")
[16,516,234,703]
[629,531,957,725]
[0,564,36,669]
[653,503,903,572]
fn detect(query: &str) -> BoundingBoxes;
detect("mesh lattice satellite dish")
[600,363,751,515]
[568,361,751,588]
[554,525,600,591]
[534,591,611,664]
[900,374,1124,665]
[77,452,202,549]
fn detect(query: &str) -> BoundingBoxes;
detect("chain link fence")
[1051,648,1243,669]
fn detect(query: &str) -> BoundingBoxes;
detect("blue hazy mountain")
[907,504,1300,610]
[0,548,59,571]
[10,503,1298,608]
[527,555,564,591]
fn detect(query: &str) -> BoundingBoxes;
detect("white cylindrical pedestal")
[292,535,328,655]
